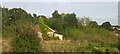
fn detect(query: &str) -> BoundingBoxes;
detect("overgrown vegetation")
[2,7,42,52]
[2,7,119,52]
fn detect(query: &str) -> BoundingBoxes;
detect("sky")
[0,0,120,2]
[1,1,119,25]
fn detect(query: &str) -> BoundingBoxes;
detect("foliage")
[79,17,91,26]
[100,21,113,31]
[80,27,110,36]
[63,27,84,40]
[63,13,78,28]
[12,29,40,52]
[51,10,63,32]
[52,10,61,18]
[2,7,118,52]
[89,21,99,28]
[40,40,119,52]
[33,13,37,18]
[38,16,45,32]
[2,7,41,52]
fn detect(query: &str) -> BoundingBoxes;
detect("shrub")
[80,27,110,37]
[63,27,84,40]
[12,28,41,52]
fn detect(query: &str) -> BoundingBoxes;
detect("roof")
[32,24,55,33]
[42,23,55,32]
[47,27,55,32]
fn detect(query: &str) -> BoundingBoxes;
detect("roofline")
[42,23,56,32]
[48,27,55,32]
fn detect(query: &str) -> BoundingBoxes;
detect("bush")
[63,27,84,40]
[12,28,41,52]
[80,27,110,37]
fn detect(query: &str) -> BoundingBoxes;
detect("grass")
[2,37,13,52]
[2,26,119,52]
[63,27,84,40]
[40,40,119,52]
[38,27,119,52]
[2,21,119,52]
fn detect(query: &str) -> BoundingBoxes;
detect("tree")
[89,21,99,28]
[51,10,63,32]
[38,16,44,33]
[33,13,37,18]
[2,8,41,52]
[52,10,61,18]
[80,17,90,26]
[100,21,113,31]
[63,13,78,28]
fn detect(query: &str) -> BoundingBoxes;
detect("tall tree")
[33,13,37,18]
[52,10,61,18]
[89,21,99,28]
[80,17,90,26]
[63,13,78,28]
[51,10,63,32]
[100,21,112,31]
[2,8,40,52]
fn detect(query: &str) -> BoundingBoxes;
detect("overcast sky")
[1,1,119,25]
[0,0,119,2]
